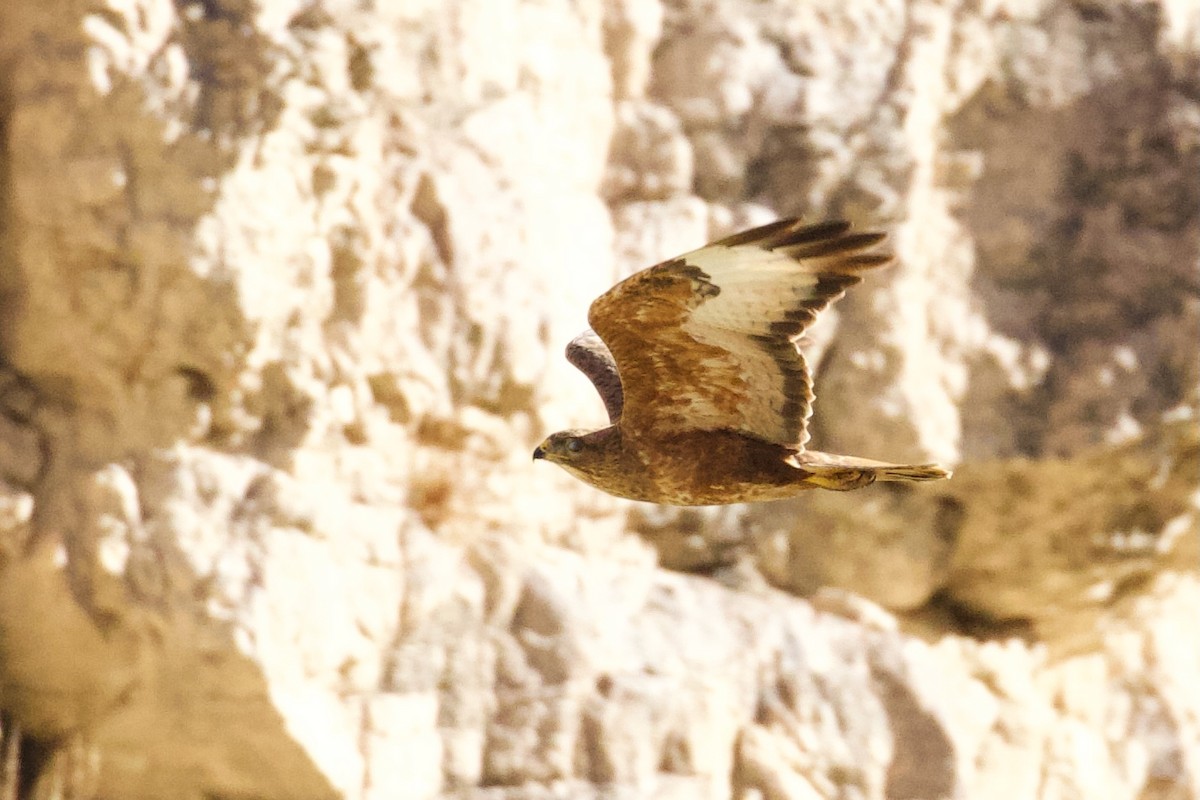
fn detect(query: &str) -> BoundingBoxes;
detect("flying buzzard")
[533,218,951,505]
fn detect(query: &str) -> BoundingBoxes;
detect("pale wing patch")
[679,245,829,446]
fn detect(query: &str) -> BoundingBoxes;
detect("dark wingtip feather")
[711,218,804,247]
[837,252,895,270]
[761,220,853,249]
[713,218,856,249]
[713,219,892,272]
[782,231,889,260]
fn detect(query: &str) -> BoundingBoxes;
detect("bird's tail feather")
[789,452,952,490]
[875,463,952,482]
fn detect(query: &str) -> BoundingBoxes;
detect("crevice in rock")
[872,668,956,800]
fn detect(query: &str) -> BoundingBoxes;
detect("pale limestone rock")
[603,0,665,99]
[603,101,694,201]
[609,196,711,280]
[750,485,960,612]
[0,0,1197,799]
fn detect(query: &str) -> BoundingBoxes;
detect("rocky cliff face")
[0,0,1196,797]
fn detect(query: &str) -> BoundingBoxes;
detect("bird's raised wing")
[566,329,623,423]
[587,219,892,449]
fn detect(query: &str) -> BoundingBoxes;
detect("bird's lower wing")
[565,330,623,423]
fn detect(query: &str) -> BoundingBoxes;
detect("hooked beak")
[532,446,546,461]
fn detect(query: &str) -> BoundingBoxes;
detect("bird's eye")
[565,437,583,453]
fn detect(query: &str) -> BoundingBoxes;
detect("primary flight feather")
[534,218,951,505]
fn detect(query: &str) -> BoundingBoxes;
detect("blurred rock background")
[0,0,1196,797]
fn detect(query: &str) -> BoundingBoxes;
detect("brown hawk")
[533,218,951,505]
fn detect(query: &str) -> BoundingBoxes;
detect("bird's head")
[532,427,647,500]
[533,427,630,484]
[533,429,596,466]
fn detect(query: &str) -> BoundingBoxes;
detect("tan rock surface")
[0,0,1197,798]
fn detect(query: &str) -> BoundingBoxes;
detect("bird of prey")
[533,218,951,505]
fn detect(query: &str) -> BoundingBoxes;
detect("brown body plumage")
[534,218,951,506]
